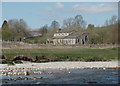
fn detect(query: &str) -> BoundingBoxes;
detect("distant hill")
[27,29,42,37]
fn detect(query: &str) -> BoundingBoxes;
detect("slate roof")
[52,33,82,39]
[55,29,77,33]
[52,32,89,39]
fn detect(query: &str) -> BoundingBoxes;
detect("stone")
[40,77,43,79]
[24,77,28,80]
[24,71,30,75]
[12,55,33,62]
[30,77,36,80]
[5,81,9,83]
[17,77,23,80]
[35,56,50,62]
[87,81,97,83]
[0,55,7,59]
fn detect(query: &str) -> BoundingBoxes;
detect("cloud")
[73,3,117,14]
[55,2,64,9]
[40,13,65,21]
[45,7,53,11]
[45,2,64,11]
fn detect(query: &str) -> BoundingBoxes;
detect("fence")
[2,41,119,48]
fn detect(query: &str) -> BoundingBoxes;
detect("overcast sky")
[2,2,118,29]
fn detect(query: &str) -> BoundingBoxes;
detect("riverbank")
[0,61,119,72]
[0,61,119,84]
[1,67,118,84]
[2,47,119,61]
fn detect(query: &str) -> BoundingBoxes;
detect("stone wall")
[53,39,76,45]
[2,41,119,48]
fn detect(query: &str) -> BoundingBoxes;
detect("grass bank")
[2,47,119,62]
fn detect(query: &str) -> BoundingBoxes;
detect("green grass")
[2,47,119,62]
[2,60,15,65]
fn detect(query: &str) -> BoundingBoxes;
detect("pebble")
[68,72,71,74]
[24,71,30,75]
[103,68,106,70]
[30,77,36,80]
[5,81,9,83]
[24,77,28,80]
[40,77,43,79]
[17,77,23,80]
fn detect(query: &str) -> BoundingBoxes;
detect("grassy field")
[2,47,119,62]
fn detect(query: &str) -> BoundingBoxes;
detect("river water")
[1,68,119,84]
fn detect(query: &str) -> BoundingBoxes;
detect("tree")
[8,19,30,41]
[2,20,8,30]
[2,27,12,41]
[104,15,118,26]
[104,19,109,26]
[109,15,117,25]
[39,24,48,36]
[87,24,94,29]
[62,18,74,28]
[74,15,86,28]
[50,20,60,29]
[1,20,12,41]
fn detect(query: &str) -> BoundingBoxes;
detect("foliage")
[87,24,94,29]
[1,15,118,44]
[2,20,8,30]
[7,19,30,41]
[2,27,12,41]
[14,60,23,64]
[39,24,48,36]
[36,60,49,63]
[87,22,118,44]
[2,60,15,65]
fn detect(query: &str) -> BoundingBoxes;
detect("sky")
[2,2,118,29]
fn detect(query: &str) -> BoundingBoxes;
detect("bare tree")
[8,19,30,41]
[62,18,74,28]
[104,15,118,26]
[39,24,48,36]
[50,20,60,29]
[74,15,86,28]
[109,15,117,25]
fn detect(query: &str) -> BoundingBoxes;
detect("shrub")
[14,60,23,64]
[36,60,49,63]
[2,60,15,65]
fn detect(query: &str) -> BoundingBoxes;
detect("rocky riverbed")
[0,68,119,84]
[0,61,119,84]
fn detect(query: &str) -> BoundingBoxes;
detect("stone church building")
[46,30,89,45]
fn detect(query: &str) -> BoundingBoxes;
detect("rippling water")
[1,68,119,84]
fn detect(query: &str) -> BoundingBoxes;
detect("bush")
[2,60,15,65]
[81,56,107,62]
[14,60,23,64]
[36,60,49,63]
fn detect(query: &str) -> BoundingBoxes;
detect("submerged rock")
[17,77,23,80]
[24,77,29,80]
[24,71,30,75]
[30,77,37,80]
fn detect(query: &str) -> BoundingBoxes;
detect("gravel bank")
[0,61,119,70]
